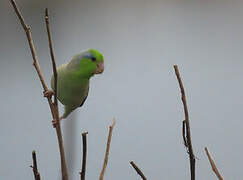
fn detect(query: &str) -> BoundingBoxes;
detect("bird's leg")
[43,89,54,98]
[52,115,64,127]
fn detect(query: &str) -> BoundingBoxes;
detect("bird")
[46,49,104,125]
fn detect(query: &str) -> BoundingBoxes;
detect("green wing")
[51,63,89,118]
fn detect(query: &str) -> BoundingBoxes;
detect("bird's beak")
[94,62,104,74]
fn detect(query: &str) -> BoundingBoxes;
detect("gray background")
[1,0,243,179]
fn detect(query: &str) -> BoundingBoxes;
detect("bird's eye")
[91,57,96,62]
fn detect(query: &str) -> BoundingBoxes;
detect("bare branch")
[30,151,41,180]
[10,0,48,93]
[174,65,196,180]
[9,0,28,31]
[43,8,69,180]
[45,8,58,107]
[10,1,68,179]
[80,132,88,180]
[205,147,224,180]
[130,161,147,180]
[99,119,116,180]
[44,9,68,180]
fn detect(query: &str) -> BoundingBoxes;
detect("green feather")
[51,49,104,119]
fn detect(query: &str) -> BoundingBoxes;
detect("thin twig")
[130,161,147,180]
[44,8,68,180]
[174,65,196,180]
[30,151,41,180]
[99,119,116,180]
[205,147,224,180]
[80,132,88,180]
[10,0,49,93]
[10,1,68,179]
[45,8,58,107]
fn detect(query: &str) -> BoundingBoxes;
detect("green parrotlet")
[50,49,104,121]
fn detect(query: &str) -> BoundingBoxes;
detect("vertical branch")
[10,1,68,180]
[174,65,196,180]
[80,132,88,180]
[205,147,224,180]
[99,119,116,180]
[44,8,58,107]
[44,8,68,180]
[130,161,147,180]
[31,151,41,180]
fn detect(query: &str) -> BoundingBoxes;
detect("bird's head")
[69,49,104,78]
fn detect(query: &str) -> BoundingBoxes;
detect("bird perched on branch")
[45,49,104,125]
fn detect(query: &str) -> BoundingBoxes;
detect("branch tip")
[99,119,116,180]
[31,150,41,180]
[110,118,116,128]
[130,161,147,180]
[82,132,88,136]
[205,147,224,180]
[80,132,88,180]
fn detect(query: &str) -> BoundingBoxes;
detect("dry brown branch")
[10,0,49,93]
[174,65,196,180]
[205,147,224,180]
[99,119,116,180]
[30,151,41,180]
[45,8,58,107]
[44,8,68,180]
[10,1,68,179]
[130,161,147,180]
[80,132,88,180]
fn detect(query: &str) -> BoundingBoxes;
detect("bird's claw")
[52,119,57,127]
[43,90,54,98]
[52,116,63,128]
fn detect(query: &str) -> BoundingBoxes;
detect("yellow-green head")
[67,49,104,79]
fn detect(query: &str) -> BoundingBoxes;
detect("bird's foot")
[43,89,54,98]
[52,116,63,128]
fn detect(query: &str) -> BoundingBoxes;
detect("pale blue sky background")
[1,0,243,179]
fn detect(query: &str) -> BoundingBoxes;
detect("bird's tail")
[62,105,76,119]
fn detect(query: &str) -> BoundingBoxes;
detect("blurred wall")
[1,0,243,179]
